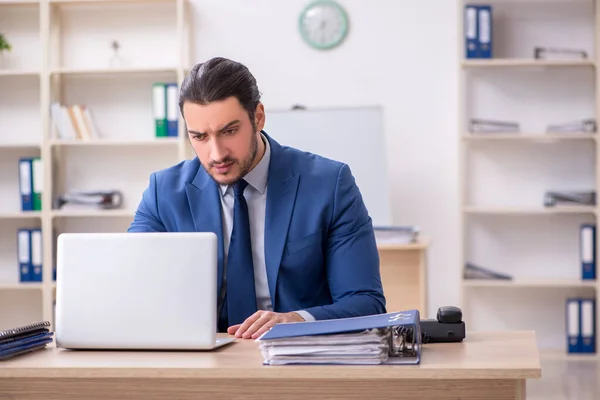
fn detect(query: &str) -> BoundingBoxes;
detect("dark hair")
[179,57,261,126]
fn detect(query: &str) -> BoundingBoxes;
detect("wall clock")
[298,0,349,50]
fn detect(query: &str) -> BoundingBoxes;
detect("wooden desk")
[378,236,430,318]
[0,331,540,400]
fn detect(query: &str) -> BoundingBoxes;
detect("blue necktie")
[221,179,257,330]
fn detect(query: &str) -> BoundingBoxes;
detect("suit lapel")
[184,161,225,298]
[264,134,299,309]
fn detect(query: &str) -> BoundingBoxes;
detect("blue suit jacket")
[128,132,386,320]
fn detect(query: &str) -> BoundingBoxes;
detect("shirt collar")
[219,133,270,196]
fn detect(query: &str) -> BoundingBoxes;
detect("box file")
[31,157,43,211]
[17,229,31,282]
[258,310,421,365]
[566,298,581,353]
[153,83,167,137]
[477,5,492,58]
[464,5,478,58]
[30,228,43,282]
[18,158,33,212]
[580,224,596,280]
[166,83,179,137]
[580,299,596,353]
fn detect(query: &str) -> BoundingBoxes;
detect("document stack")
[0,321,54,361]
[566,298,596,354]
[543,191,596,208]
[55,190,123,210]
[257,310,421,365]
[546,119,596,134]
[469,119,520,134]
[373,226,419,245]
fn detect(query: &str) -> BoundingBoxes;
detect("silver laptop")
[55,232,235,350]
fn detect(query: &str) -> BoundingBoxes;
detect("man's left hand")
[227,310,305,339]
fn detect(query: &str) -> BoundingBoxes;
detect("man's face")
[183,96,265,186]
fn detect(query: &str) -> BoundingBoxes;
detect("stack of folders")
[464,4,492,59]
[17,228,44,283]
[566,298,596,354]
[19,157,43,212]
[153,82,179,138]
[0,321,54,361]
[257,310,421,366]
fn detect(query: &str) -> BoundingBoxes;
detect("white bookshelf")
[459,0,599,359]
[0,0,192,331]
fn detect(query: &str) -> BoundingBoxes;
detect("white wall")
[189,0,461,318]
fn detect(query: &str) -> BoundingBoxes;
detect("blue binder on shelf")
[257,310,421,365]
[464,5,478,58]
[580,224,596,280]
[29,228,43,282]
[18,157,34,212]
[580,298,596,353]
[477,5,492,58]
[566,298,581,353]
[17,229,31,282]
[166,83,178,137]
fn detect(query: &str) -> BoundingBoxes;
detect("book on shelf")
[18,157,43,212]
[153,82,179,138]
[50,102,100,141]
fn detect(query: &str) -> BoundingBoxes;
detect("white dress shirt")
[218,134,314,322]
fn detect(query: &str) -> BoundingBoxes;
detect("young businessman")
[128,57,386,339]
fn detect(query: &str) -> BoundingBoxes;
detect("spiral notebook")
[0,321,54,360]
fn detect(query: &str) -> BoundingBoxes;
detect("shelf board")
[463,278,597,288]
[50,138,179,147]
[462,59,595,68]
[51,209,135,218]
[49,0,176,3]
[540,349,598,361]
[0,69,40,77]
[50,66,179,76]
[462,133,596,141]
[0,211,42,219]
[0,1,40,5]
[0,142,41,149]
[0,282,43,290]
[463,206,597,215]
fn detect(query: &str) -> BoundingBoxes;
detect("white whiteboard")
[263,105,391,227]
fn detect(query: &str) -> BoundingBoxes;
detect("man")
[128,57,386,339]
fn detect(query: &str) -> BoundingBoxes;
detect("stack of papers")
[257,311,421,366]
[373,226,419,245]
[259,329,390,365]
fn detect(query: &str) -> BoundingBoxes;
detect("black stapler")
[419,306,466,343]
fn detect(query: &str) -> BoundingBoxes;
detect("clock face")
[299,0,349,50]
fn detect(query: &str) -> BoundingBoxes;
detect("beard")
[205,132,259,186]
